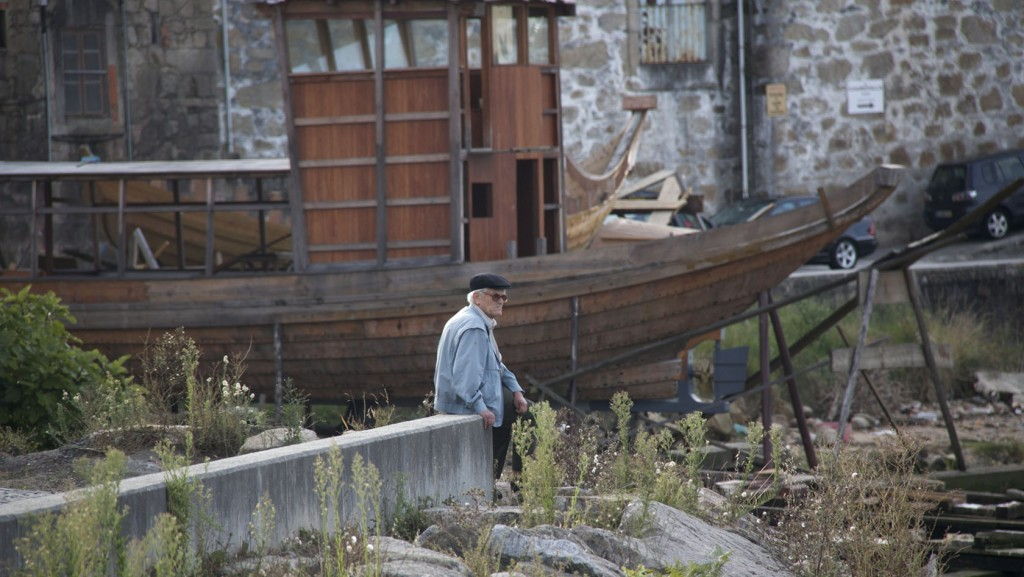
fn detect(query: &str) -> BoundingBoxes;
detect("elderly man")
[434,272,529,479]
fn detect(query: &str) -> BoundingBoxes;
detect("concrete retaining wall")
[0,415,491,576]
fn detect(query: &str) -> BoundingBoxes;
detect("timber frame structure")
[270,0,574,269]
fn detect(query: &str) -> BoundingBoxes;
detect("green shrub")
[624,549,729,577]
[0,287,127,438]
[0,425,37,455]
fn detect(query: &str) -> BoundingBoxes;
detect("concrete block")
[0,415,490,576]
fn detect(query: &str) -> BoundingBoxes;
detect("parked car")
[709,196,878,270]
[923,149,1024,240]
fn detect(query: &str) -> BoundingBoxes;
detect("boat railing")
[0,159,293,279]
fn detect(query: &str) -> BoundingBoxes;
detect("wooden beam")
[448,2,464,264]
[275,5,308,271]
[374,0,387,266]
[836,268,878,452]
[830,342,953,371]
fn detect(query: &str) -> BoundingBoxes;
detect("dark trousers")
[492,406,535,480]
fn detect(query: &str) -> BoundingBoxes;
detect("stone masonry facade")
[2,0,1023,244]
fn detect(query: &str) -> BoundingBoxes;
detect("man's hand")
[479,409,496,429]
[513,391,529,414]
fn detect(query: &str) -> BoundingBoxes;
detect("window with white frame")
[639,0,708,64]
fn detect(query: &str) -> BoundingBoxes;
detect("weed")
[15,449,128,577]
[722,422,784,523]
[186,349,263,458]
[390,474,432,541]
[247,491,277,574]
[462,525,499,577]
[351,453,383,577]
[623,548,729,577]
[140,327,196,420]
[770,438,938,577]
[313,444,346,577]
[563,415,600,527]
[280,377,309,444]
[969,439,1024,464]
[0,425,37,455]
[653,412,709,515]
[124,513,191,577]
[609,391,634,492]
[512,401,562,526]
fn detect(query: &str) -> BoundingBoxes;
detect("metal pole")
[767,293,817,469]
[835,268,879,455]
[29,181,38,278]
[904,268,966,471]
[758,292,773,466]
[205,179,214,276]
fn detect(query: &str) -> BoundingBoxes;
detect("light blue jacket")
[433,304,523,427]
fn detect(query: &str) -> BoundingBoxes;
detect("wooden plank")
[0,159,290,180]
[830,343,954,371]
[622,94,658,111]
[611,198,688,211]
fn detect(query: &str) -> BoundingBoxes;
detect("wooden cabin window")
[61,29,108,117]
[465,18,482,69]
[491,5,518,65]
[527,8,550,65]
[286,19,374,72]
[384,19,448,69]
[287,18,447,73]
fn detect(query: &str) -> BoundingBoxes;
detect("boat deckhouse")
[272,0,574,269]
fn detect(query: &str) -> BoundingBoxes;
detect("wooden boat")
[0,164,901,403]
[0,0,900,405]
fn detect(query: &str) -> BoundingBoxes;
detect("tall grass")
[512,401,562,526]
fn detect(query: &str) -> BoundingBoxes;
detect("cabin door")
[516,159,541,256]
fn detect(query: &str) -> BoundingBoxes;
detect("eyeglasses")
[486,291,509,303]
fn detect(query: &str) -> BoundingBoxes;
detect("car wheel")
[829,238,858,270]
[983,208,1010,240]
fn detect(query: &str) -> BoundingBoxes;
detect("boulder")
[416,523,483,558]
[487,524,622,577]
[239,427,318,453]
[618,501,795,577]
[369,536,473,577]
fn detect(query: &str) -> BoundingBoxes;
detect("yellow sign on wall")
[766,83,787,117]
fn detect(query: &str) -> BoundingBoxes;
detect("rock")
[239,427,318,453]
[850,415,873,430]
[422,505,522,528]
[371,536,473,577]
[487,524,622,577]
[416,523,483,558]
[570,525,653,569]
[618,501,795,577]
[707,413,734,437]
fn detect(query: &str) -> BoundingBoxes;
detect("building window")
[0,8,7,51]
[639,0,707,64]
[61,29,108,117]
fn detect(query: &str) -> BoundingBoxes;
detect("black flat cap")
[470,273,511,291]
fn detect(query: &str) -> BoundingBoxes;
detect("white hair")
[467,290,483,305]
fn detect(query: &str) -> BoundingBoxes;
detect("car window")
[709,199,774,227]
[769,197,816,216]
[979,161,1000,185]
[996,156,1024,182]
[927,165,967,194]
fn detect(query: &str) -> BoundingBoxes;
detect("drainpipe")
[120,0,133,159]
[737,0,749,198]
[39,0,52,161]
[220,0,233,154]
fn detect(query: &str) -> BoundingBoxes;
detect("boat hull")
[2,167,900,404]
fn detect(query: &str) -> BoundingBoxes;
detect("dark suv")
[923,149,1024,239]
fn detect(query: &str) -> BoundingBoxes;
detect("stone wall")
[750,0,1024,244]
[560,0,1024,245]
[0,0,49,161]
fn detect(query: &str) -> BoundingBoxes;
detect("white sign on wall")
[847,80,885,115]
